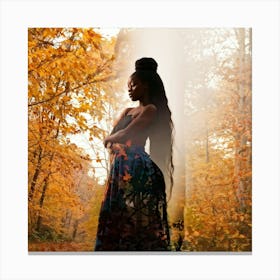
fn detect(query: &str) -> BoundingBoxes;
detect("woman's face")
[127,76,148,102]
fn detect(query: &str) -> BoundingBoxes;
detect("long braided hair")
[130,57,174,200]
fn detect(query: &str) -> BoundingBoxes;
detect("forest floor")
[28,241,94,252]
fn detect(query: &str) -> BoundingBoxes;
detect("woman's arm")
[104,104,157,146]
[111,107,132,128]
[104,107,132,148]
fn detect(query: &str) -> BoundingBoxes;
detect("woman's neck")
[139,98,150,107]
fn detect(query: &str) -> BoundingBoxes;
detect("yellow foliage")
[28,28,126,246]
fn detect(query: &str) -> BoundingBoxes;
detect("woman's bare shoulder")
[135,105,157,121]
[121,105,156,119]
[144,104,157,111]
[119,107,134,116]
[142,104,157,115]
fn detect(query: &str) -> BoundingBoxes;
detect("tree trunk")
[36,149,55,231]
[72,220,79,240]
[36,173,50,231]
[234,28,251,209]
[206,126,209,163]
[29,145,43,202]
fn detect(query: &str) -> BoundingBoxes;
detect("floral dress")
[94,114,170,251]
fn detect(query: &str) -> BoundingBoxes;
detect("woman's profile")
[94,57,174,251]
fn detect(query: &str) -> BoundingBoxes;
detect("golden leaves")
[28,28,128,248]
[123,170,132,182]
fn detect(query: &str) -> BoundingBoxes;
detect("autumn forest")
[28,28,252,252]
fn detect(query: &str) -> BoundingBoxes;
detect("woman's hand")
[104,136,112,149]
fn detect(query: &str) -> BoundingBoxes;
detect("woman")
[94,57,174,251]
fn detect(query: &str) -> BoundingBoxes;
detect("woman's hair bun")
[135,57,158,72]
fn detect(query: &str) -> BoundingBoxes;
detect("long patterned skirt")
[94,144,170,251]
